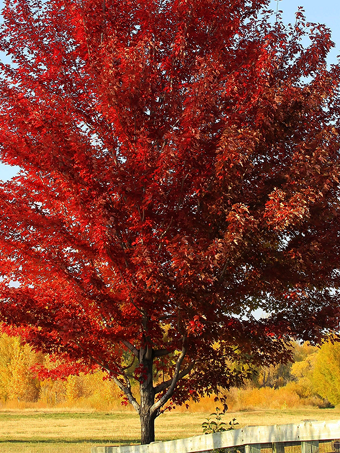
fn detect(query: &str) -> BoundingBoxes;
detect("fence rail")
[91,419,340,453]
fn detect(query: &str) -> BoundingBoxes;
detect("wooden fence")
[91,419,340,453]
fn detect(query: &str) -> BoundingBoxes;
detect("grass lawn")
[0,407,339,452]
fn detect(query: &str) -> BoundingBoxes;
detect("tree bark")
[139,346,156,444]
[137,342,190,443]
[140,408,157,445]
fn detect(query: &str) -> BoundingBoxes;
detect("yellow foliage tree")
[0,334,17,401]
[312,340,340,406]
[289,347,317,400]
[0,333,41,402]
[66,375,83,402]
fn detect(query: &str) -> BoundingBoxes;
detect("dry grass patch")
[0,408,339,453]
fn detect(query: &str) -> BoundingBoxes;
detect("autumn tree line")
[0,332,339,412]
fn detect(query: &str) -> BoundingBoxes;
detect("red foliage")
[0,0,339,443]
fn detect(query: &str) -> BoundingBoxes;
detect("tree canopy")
[0,0,339,444]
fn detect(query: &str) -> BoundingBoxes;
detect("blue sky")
[278,0,339,64]
[0,0,339,182]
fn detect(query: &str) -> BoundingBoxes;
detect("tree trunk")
[140,408,156,445]
[139,346,156,444]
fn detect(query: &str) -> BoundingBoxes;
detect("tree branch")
[110,374,140,414]
[153,363,193,395]
[76,343,140,413]
[122,353,136,371]
[151,343,191,415]
[153,348,170,358]
[122,340,139,357]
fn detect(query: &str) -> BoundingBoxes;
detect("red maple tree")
[0,0,339,444]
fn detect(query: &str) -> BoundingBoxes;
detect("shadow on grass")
[0,412,137,420]
[0,439,140,445]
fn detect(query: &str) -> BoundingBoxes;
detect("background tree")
[252,362,292,389]
[285,342,318,402]
[0,0,340,444]
[0,333,41,402]
[312,340,340,406]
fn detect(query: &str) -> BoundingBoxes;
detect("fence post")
[245,444,262,453]
[273,443,285,453]
[301,441,319,453]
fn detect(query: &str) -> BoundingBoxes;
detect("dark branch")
[153,348,170,358]
[77,343,140,413]
[122,340,139,357]
[151,342,191,415]
[154,364,193,395]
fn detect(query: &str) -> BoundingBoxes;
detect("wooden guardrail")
[92,419,340,453]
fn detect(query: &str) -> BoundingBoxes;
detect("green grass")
[0,408,339,452]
